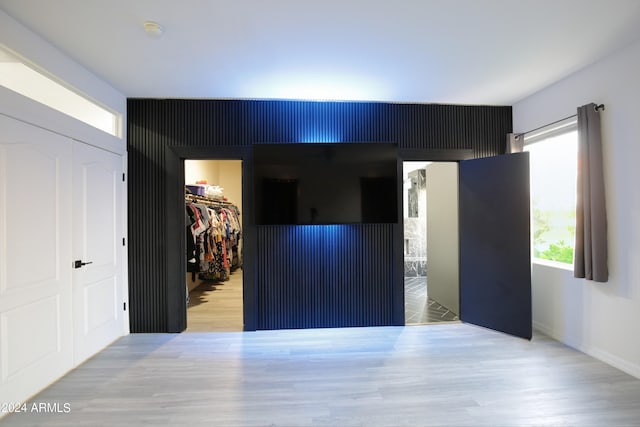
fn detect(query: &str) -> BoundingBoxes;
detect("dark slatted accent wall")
[256,225,395,329]
[127,99,511,332]
[390,103,512,157]
[127,108,167,332]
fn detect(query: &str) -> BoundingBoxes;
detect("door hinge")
[122,237,126,246]
[122,173,125,182]
[123,302,127,311]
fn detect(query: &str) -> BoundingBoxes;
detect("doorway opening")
[403,161,460,324]
[184,159,244,332]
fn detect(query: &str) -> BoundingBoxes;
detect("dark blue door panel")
[459,152,532,339]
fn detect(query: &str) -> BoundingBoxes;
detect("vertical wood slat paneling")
[256,225,394,330]
[127,99,512,332]
[389,103,510,156]
[127,102,167,331]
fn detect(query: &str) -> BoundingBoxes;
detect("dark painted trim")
[392,156,405,325]
[400,148,475,161]
[165,145,185,332]
[165,145,255,332]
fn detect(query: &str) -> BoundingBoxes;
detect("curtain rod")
[517,103,605,138]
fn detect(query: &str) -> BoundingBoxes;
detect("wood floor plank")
[2,324,640,426]
[186,269,244,332]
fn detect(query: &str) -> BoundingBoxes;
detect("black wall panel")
[127,99,511,332]
[256,225,395,329]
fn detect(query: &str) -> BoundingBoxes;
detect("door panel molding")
[0,115,73,405]
[72,142,124,363]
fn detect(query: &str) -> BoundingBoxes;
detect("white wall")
[185,159,221,186]
[425,162,459,314]
[513,38,640,378]
[185,159,243,215]
[218,160,243,216]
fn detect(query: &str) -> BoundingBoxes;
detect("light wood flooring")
[186,269,244,332]
[3,324,640,426]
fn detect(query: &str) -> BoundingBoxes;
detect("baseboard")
[587,346,640,379]
[532,320,554,337]
[533,320,640,379]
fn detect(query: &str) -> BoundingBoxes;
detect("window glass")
[524,127,577,265]
[0,46,120,137]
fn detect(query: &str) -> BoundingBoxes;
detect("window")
[0,46,121,137]
[524,119,578,266]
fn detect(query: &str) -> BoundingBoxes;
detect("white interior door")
[0,115,74,404]
[72,142,123,363]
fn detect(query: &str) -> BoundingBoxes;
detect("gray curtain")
[574,103,608,282]
[506,133,524,153]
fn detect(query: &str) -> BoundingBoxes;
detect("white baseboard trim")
[587,347,640,379]
[532,320,554,337]
[533,320,640,379]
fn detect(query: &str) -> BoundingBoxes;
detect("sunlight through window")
[0,46,120,137]
[524,126,578,266]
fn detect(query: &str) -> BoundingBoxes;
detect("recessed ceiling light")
[143,21,164,37]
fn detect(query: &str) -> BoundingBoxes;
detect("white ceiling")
[2,0,640,105]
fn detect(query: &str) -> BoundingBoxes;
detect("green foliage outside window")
[526,129,578,267]
[532,202,574,265]
[535,240,574,264]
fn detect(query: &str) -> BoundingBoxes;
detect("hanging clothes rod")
[517,103,605,138]
[185,194,233,206]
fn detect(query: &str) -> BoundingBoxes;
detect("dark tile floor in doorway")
[405,277,459,324]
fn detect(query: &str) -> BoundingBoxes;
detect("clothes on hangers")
[185,198,242,282]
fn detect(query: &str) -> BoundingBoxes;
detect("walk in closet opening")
[184,159,244,332]
[403,161,460,324]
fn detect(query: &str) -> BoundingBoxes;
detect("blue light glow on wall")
[319,224,349,250]
[299,130,341,143]
[299,223,348,234]
[289,224,350,245]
